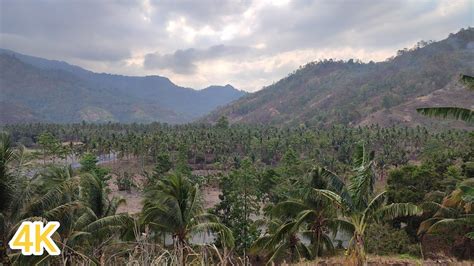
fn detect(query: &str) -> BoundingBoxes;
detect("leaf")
[376,203,422,221]
[362,192,387,224]
[416,107,473,123]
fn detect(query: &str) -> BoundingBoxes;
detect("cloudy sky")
[1,0,472,91]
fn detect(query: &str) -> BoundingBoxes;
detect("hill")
[204,28,474,128]
[0,50,245,124]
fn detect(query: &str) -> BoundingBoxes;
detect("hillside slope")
[0,50,245,124]
[205,28,474,128]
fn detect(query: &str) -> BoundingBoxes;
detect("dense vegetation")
[1,121,473,264]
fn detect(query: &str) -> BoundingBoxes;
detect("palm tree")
[417,74,474,123]
[76,173,131,263]
[313,144,421,265]
[250,218,312,264]
[0,132,18,265]
[141,174,234,265]
[418,179,474,258]
[5,164,131,265]
[252,167,342,264]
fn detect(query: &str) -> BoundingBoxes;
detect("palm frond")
[376,203,422,222]
[266,242,289,264]
[191,221,235,248]
[250,235,273,254]
[362,192,387,223]
[427,215,474,234]
[327,218,355,237]
[43,201,82,220]
[319,167,353,207]
[311,189,343,210]
[418,217,442,235]
[465,231,474,239]
[271,200,307,218]
[416,107,473,123]
[82,213,132,233]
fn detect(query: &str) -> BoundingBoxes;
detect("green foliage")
[142,174,234,255]
[214,158,260,254]
[387,165,441,204]
[1,121,473,263]
[365,223,420,257]
[311,144,422,264]
[418,179,474,260]
[116,171,133,192]
[151,152,172,182]
[0,132,14,213]
[417,107,473,123]
[175,144,191,176]
[38,131,64,162]
[216,116,230,129]
[80,153,110,182]
[460,74,474,90]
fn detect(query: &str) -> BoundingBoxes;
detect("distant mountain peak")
[0,50,245,124]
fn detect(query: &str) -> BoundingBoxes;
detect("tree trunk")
[353,233,366,266]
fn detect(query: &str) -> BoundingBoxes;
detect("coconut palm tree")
[0,132,19,265]
[417,74,474,123]
[3,161,131,265]
[313,144,421,265]
[141,174,234,265]
[250,218,312,264]
[252,167,344,264]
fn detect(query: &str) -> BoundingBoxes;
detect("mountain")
[0,49,245,124]
[204,28,474,128]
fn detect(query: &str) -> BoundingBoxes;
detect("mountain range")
[1,28,473,127]
[205,28,474,128]
[0,49,245,124]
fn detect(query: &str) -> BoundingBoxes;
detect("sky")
[0,0,472,92]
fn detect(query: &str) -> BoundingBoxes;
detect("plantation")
[1,122,472,265]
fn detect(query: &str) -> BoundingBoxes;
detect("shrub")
[365,223,420,257]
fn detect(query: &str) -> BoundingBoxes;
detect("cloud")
[0,0,472,91]
[144,45,253,74]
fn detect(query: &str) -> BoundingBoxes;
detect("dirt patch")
[105,163,223,214]
[108,173,146,214]
[202,185,221,209]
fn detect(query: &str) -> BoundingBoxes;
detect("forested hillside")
[0,50,245,124]
[205,28,474,128]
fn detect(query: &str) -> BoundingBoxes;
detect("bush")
[365,223,420,257]
[116,172,133,192]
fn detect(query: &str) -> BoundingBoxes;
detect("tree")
[153,152,172,178]
[216,116,229,129]
[80,153,109,182]
[141,174,234,265]
[250,218,312,264]
[252,167,341,264]
[213,158,260,259]
[313,144,421,265]
[38,132,62,164]
[0,132,17,264]
[175,144,191,176]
